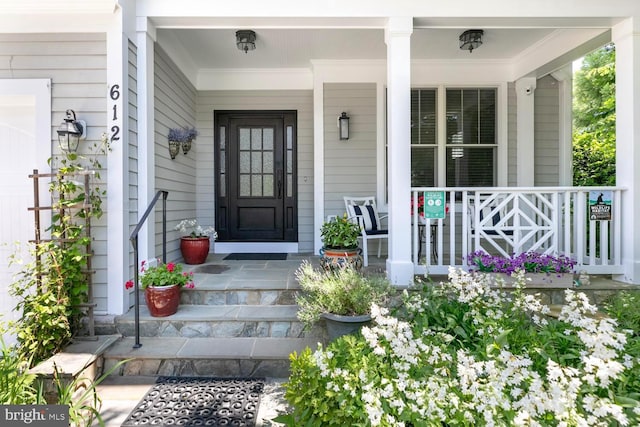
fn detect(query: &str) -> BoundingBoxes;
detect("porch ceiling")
[156,20,611,85]
[160,27,560,69]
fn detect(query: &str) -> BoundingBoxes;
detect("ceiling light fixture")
[236,30,256,54]
[459,29,483,53]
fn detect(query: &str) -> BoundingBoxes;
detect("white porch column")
[106,7,129,315]
[136,20,156,266]
[385,17,413,286]
[613,18,640,284]
[551,66,573,186]
[515,77,536,186]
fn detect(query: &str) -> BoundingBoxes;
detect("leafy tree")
[572,44,616,186]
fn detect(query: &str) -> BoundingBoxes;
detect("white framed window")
[409,86,498,188]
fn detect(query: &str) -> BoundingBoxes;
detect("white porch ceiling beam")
[137,0,640,19]
[511,28,611,80]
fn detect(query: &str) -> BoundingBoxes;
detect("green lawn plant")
[277,269,640,426]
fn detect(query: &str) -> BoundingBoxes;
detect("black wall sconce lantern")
[459,29,484,53]
[56,109,86,152]
[338,112,350,140]
[236,30,256,54]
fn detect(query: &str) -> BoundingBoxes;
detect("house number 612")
[109,84,121,143]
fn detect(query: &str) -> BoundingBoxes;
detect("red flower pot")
[144,285,180,317]
[180,237,210,264]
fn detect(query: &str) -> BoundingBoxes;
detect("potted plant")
[295,261,393,340]
[319,214,363,271]
[467,250,577,287]
[125,260,195,317]
[167,126,198,158]
[174,219,217,264]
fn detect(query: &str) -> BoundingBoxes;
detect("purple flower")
[467,251,576,275]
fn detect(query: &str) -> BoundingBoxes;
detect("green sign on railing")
[423,191,446,219]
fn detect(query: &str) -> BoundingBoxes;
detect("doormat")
[121,376,264,427]
[192,264,230,274]
[223,253,287,261]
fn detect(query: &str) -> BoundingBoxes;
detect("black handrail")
[129,190,169,348]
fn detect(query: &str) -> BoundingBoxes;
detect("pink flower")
[166,262,175,272]
[125,280,134,290]
[184,282,195,289]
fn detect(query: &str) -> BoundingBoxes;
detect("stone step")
[102,336,320,378]
[115,304,316,339]
[179,283,298,306]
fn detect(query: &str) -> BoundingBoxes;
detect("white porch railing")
[411,187,624,276]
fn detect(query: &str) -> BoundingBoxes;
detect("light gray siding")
[507,76,561,187]
[154,45,198,261]
[534,75,560,186]
[507,82,517,186]
[323,83,377,218]
[0,32,110,312]
[196,90,314,252]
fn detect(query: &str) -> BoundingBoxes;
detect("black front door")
[215,111,297,242]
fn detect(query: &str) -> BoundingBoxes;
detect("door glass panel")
[251,128,262,150]
[251,151,262,173]
[240,128,250,150]
[252,175,262,196]
[263,128,273,150]
[240,175,250,196]
[286,125,293,197]
[263,152,273,173]
[219,126,226,196]
[264,175,274,196]
[240,152,250,173]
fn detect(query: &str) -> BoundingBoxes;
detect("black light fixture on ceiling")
[338,112,350,140]
[459,29,484,53]
[56,109,86,152]
[236,30,256,53]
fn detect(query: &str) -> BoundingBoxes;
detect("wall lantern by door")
[56,109,86,152]
[338,112,350,140]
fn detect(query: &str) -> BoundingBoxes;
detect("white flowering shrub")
[278,268,640,426]
[174,219,217,239]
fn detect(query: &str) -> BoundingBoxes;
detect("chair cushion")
[364,229,388,236]
[348,204,380,231]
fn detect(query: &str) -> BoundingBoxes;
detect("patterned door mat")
[121,376,264,427]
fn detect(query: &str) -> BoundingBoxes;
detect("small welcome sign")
[588,190,612,221]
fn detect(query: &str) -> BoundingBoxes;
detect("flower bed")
[277,268,640,426]
[467,251,576,287]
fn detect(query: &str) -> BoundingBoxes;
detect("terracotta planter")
[322,313,372,341]
[180,237,210,264]
[319,247,363,271]
[144,285,180,317]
